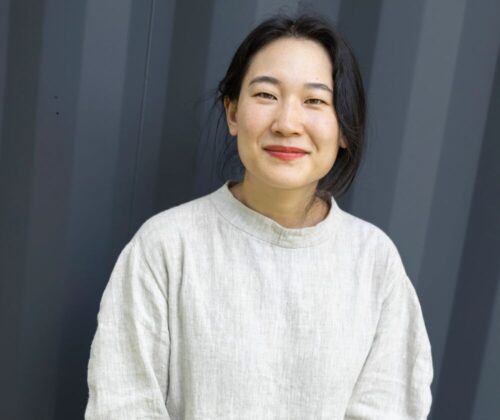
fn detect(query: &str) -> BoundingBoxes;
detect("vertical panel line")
[129,0,156,237]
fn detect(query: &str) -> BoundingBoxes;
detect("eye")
[305,98,327,105]
[255,92,277,100]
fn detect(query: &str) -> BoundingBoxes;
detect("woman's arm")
[85,236,171,420]
[344,272,434,420]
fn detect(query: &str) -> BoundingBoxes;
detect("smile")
[265,150,307,161]
[264,146,309,161]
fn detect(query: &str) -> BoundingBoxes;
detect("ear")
[339,133,347,149]
[224,96,238,136]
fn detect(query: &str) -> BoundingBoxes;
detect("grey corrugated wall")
[0,0,498,419]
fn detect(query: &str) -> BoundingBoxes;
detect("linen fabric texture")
[85,180,434,419]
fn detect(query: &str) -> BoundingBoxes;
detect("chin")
[256,173,317,191]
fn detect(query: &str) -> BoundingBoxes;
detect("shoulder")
[337,207,407,282]
[340,209,400,256]
[130,191,215,253]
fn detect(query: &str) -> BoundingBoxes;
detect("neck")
[228,176,330,229]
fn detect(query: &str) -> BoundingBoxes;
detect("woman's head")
[216,13,366,198]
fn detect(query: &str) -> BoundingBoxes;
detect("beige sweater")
[85,180,433,419]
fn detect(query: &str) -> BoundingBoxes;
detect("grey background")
[0,0,499,419]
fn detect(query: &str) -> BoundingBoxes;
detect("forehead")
[244,37,333,85]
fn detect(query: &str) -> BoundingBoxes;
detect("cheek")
[311,108,339,129]
[238,112,259,134]
[237,102,272,134]
[308,114,341,146]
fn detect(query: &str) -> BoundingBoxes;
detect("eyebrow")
[248,75,333,93]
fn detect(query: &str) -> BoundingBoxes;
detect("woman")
[85,13,433,419]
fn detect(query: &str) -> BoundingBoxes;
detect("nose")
[270,98,304,137]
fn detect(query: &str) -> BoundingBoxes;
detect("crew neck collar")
[209,180,341,248]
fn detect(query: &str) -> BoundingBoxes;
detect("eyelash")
[255,92,276,100]
[305,98,327,105]
[255,92,327,105]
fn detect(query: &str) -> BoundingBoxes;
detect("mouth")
[263,146,309,161]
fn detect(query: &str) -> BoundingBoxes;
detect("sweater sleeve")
[344,270,434,419]
[85,236,171,420]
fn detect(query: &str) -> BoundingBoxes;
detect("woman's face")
[225,37,346,192]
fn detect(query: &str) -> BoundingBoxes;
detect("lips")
[264,145,309,153]
[263,145,309,161]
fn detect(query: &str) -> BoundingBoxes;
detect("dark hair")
[214,13,366,198]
